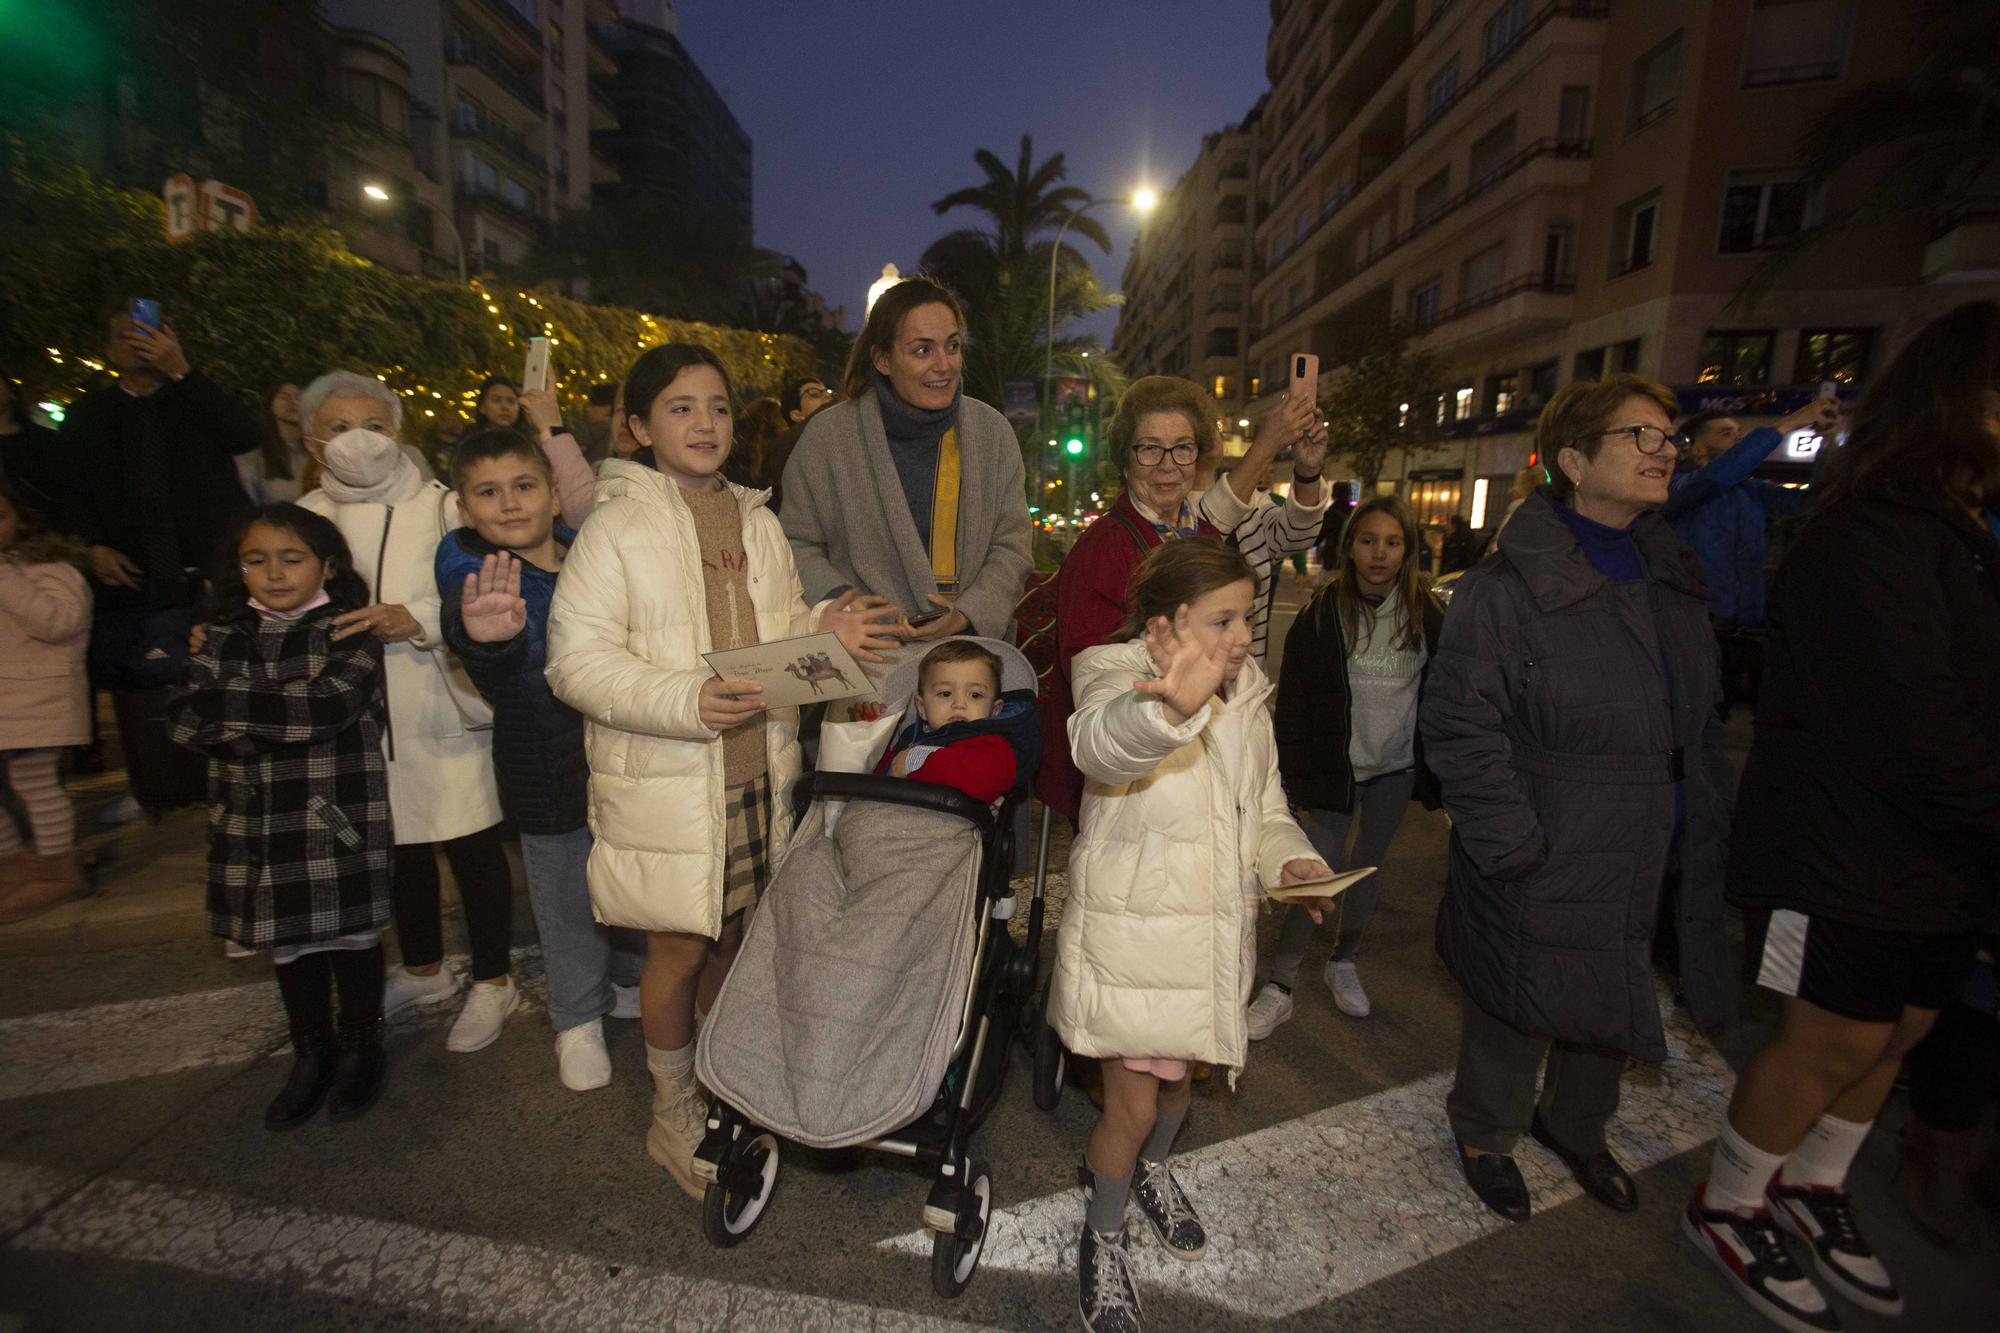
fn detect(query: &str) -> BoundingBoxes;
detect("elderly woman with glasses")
[1418,372,1732,1224]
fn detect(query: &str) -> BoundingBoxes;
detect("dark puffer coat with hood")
[1419,488,1730,1061]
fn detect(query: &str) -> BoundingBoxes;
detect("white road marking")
[880,1004,1731,1317]
[1,1162,998,1332]
[0,948,550,1103]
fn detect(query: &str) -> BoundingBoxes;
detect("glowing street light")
[867,262,902,316]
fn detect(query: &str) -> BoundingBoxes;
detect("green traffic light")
[1064,437,1085,456]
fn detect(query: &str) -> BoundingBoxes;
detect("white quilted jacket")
[545,462,814,938]
[1049,639,1317,1076]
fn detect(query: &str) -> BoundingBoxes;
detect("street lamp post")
[363,182,467,285]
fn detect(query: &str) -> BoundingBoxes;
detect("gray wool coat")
[1419,489,1731,1061]
[779,391,1033,641]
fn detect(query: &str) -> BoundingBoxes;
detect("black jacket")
[1274,582,1443,812]
[1730,491,2000,935]
[1420,490,1732,1059]
[58,372,261,608]
[437,525,588,835]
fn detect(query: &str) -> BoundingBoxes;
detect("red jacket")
[874,733,1017,804]
[1034,492,1220,820]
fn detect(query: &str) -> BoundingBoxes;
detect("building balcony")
[588,81,618,130]
[469,0,542,57]
[1922,201,2000,284]
[1415,271,1576,352]
[456,178,542,228]
[453,117,542,175]
[447,32,544,113]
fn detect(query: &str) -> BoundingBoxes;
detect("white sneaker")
[96,794,143,827]
[446,976,520,1052]
[383,965,458,1017]
[1245,983,1294,1040]
[1326,960,1371,1018]
[554,1019,612,1091]
[609,983,641,1020]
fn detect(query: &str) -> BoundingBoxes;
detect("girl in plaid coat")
[171,504,393,1131]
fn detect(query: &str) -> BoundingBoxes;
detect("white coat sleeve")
[544,504,714,741]
[403,491,455,653]
[1066,652,1211,787]
[1253,718,1321,888]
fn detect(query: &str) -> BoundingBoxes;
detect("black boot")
[328,1017,385,1121]
[328,945,387,1122]
[267,955,337,1130]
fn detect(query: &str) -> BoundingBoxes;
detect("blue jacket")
[1660,427,1807,627]
[435,524,586,835]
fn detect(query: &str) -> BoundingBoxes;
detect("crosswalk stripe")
[879,1001,1731,1317]
[0,947,550,1104]
[1,1161,1000,1332]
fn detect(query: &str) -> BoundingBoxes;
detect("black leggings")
[392,824,514,980]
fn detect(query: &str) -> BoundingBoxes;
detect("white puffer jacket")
[545,462,814,938]
[1049,639,1317,1076]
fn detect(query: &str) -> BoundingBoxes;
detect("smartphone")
[1290,352,1319,405]
[522,336,552,394]
[907,608,950,628]
[1818,380,1838,402]
[129,298,162,333]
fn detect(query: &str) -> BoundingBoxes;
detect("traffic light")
[1063,399,1086,456]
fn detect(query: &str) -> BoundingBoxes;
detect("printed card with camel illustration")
[702,632,872,709]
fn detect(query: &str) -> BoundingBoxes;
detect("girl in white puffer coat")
[1051,539,1334,1333]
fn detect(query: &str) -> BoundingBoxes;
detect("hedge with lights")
[0,160,817,439]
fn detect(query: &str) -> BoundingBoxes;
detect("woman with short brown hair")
[1420,371,1731,1223]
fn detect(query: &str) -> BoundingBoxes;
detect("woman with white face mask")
[297,372,517,1055]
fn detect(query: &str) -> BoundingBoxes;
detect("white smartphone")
[1290,352,1320,405]
[523,337,552,395]
[1818,380,1837,402]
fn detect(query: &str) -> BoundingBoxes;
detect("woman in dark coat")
[1420,373,1729,1223]
[1684,303,2000,1332]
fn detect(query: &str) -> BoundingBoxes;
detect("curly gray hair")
[300,370,402,439]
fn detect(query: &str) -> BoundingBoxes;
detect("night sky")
[676,1,1271,341]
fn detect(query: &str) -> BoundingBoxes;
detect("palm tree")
[932,135,1113,261]
[919,230,1119,409]
[1739,0,2000,300]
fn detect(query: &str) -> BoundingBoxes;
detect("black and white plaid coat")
[169,605,392,949]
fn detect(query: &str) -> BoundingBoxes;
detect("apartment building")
[1112,115,1261,456]
[324,0,623,273]
[1244,0,2000,532]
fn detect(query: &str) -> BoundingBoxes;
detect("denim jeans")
[518,826,646,1032]
[1268,767,1418,986]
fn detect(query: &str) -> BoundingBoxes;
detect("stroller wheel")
[1032,1011,1065,1112]
[929,1159,992,1299]
[701,1131,780,1247]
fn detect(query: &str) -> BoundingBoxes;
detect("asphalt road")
[3,572,1994,1330]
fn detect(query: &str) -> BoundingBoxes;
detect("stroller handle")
[795,772,1001,840]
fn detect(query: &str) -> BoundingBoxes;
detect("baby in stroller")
[873,639,1019,803]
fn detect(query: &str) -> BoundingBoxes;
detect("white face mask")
[322,428,402,488]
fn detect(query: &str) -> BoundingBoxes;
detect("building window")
[1294,209,1312,244]
[547,17,564,66]
[1454,385,1475,420]
[1413,168,1451,226]
[1718,170,1816,252]
[1213,375,1233,401]
[1632,31,1682,130]
[1794,327,1874,385]
[1613,191,1660,275]
[1614,338,1642,372]
[1468,115,1518,188]
[1526,359,1558,402]
[483,237,502,264]
[549,81,566,122]
[1482,0,1531,65]
[1542,222,1573,287]
[1743,0,1850,88]
[1574,346,1607,380]
[1697,330,1775,385]
[1408,278,1443,329]
[1249,375,1262,397]
[454,93,484,132]
[1558,84,1591,142]
[1423,60,1460,124]
[505,0,535,22]
[1487,371,1520,416]
[1461,241,1506,302]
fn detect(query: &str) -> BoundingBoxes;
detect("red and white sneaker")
[1682,1183,1840,1333]
[1767,1178,1903,1316]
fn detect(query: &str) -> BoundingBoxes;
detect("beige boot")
[646,1060,708,1200]
[0,850,90,925]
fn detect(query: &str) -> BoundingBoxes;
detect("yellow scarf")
[930,426,961,592]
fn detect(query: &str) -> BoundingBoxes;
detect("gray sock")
[1140,1106,1187,1165]
[1085,1165,1131,1233]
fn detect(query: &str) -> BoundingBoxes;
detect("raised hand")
[460,552,528,643]
[1133,605,1229,725]
[517,388,562,439]
[819,590,905,662]
[698,677,764,730]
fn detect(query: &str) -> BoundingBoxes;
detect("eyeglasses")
[1588,424,1686,455]
[1132,442,1199,467]
[801,385,834,401]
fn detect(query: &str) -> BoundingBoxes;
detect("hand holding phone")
[129,298,162,333]
[523,337,552,395]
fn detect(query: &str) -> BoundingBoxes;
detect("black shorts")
[1745,908,1978,1023]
